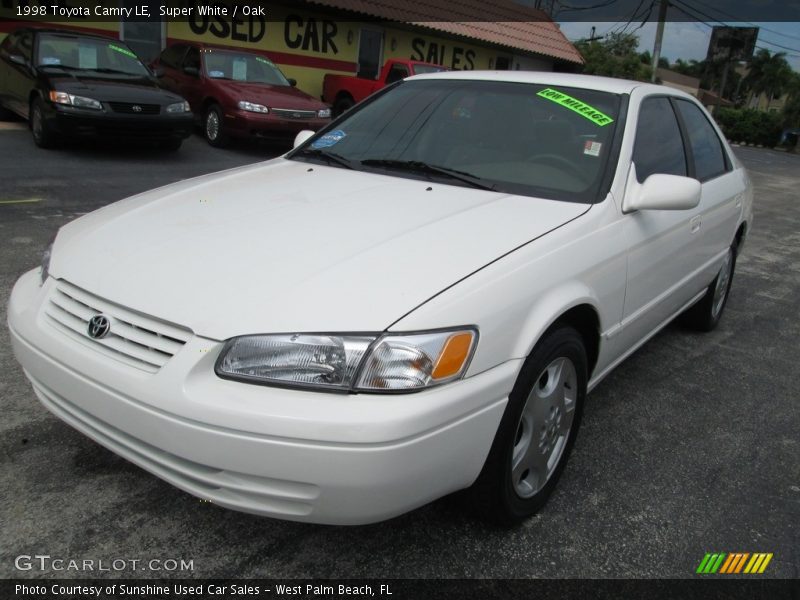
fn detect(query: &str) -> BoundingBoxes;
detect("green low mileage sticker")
[108,44,137,59]
[537,88,614,126]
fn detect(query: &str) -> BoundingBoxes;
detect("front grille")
[271,108,317,120]
[107,102,160,115]
[44,280,192,373]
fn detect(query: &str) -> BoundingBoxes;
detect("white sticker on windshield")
[311,129,347,149]
[583,140,602,157]
[232,58,247,81]
[78,46,97,69]
[209,70,225,78]
[41,57,61,65]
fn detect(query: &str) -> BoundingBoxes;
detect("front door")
[619,94,701,350]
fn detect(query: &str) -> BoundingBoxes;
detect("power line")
[686,0,800,43]
[672,0,800,55]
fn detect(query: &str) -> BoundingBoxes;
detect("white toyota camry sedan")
[8,72,753,525]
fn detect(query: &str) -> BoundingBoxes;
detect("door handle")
[690,215,702,234]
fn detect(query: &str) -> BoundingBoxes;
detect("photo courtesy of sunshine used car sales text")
[14,583,391,597]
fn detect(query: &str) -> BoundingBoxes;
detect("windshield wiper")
[293,147,355,170]
[360,159,496,191]
[89,68,141,75]
[37,64,84,71]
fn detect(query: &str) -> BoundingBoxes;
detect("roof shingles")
[306,0,584,64]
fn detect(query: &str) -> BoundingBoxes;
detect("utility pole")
[587,26,604,42]
[651,0,669,83]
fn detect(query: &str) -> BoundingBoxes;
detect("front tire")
[30,97,57,149]
[681,243,737,332]
[471,326,587,523]
[204,104,228,148]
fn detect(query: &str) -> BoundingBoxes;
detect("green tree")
[743,49,793,107]
[575,33,652,81]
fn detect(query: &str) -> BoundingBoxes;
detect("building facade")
[0,0,582,100]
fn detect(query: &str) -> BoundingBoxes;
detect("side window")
[632,97,687,183]
[182,46,200,71]
[385,64,409,84]
[674,99,728,182]
[0,33,17,58]
[17,33,33,62]
[159,45,186,69]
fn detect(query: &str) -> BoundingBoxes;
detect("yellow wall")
[2,1,550,99]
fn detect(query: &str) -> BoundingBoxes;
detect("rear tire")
[333,95,354,117]
[30,97,57,149]
[681,242,737,332]
[204,104,228,148]
[470,326,587,524]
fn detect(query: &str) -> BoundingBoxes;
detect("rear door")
[672,99,741,284]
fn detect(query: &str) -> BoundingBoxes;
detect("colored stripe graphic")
[699,552,774,574]
[698,553,727,574]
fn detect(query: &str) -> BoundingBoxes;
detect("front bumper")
[46,103,194,141]
[225,109,329,141]
[8,270,515,524]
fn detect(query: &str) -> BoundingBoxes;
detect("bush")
[714,108,783,147]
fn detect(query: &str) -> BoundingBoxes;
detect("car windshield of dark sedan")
[204,50,290,86]
[291,79,622,203]
[36,34,149,77]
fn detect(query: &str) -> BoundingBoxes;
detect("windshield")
[411,64,449,75]
[290,79,622,203]
[203,50,290,85]
[36,34,149,76]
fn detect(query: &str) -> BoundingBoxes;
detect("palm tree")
[744,49,793,108]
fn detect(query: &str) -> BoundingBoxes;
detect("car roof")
[406,70,687,97]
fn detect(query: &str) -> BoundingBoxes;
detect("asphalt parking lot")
[1,126,798,580]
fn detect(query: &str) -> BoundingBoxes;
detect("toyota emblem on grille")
[87,315,111,339]
[132,105,142,113]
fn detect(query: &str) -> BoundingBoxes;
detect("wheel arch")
[513,286,604,381]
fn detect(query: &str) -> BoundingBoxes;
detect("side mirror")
[293,129,315,149]
[183,66,200,77]
[9,54,26,67]
[623,166,701,213]
[287,78,297,87]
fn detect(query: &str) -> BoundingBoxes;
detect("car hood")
[219,81,325,108]
[50,160,589,340]
[47,72,184,103]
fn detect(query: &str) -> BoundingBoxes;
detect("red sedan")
[153,43,331,147]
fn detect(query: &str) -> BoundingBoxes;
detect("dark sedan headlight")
[238,100,269,114]
[216,329,477,392]
[317,108,331,119]
[49,91,102,110]
[166,101,191,114]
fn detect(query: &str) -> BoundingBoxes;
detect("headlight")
[166,101,191,113]
[238,100,269,114]
[216,328,477,393]
[317,108,331,119]
[49,91,102,110]
[40,243,52,285]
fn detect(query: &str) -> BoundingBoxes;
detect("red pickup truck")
[323,59,448,115]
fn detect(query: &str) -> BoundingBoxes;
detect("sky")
[557,21,800,72]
